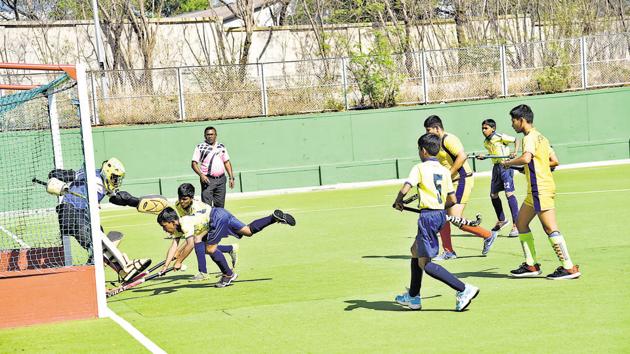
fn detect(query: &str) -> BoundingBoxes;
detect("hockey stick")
[402,194,419,204]
[124,248,189,284]
[32,177,87,199]
[106,267,175,298]
[469,154,512,159]
[509,165,556,173]
[400,194,481,226]
[401,205,482,227]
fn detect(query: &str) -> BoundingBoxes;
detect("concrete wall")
[0,17,544,70]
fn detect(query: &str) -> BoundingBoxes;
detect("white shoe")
[228,244,239,268]
[455,284,480,312]
[508,226,519,238]
[190,272,209,281]
[433,251,457,261]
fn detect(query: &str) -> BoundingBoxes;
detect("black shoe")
[509,262,542,277]
[546,265,581,280]
[273,210,296,226]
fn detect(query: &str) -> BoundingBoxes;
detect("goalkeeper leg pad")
[102,231,151,282]
[120,258,152,283]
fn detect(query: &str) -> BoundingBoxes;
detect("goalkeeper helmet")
[101,158,125,193]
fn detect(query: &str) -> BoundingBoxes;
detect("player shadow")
[362,254,486,261]
[451,254,486,259]
[344,295,450,312]
[362,255,409,260]
[452,267,511,279]
[107,277,273,302]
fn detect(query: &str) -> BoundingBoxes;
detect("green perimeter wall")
[92,87,630,198]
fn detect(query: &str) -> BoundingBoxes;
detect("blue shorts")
[205,208,246,245]
[490,164,515,194]
[415,209,447,258]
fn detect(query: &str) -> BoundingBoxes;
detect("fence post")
[500,45,509,97]
[340,57,349,110]
[420,50,429,104]
[176,68,186,121]
[259,63,268,116]
[580,36,588,89]
[90,74,100,125]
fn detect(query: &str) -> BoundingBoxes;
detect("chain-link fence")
[82,32,630,125]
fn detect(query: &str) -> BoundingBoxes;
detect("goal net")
[0,70,92,270]
[0,64,106,326]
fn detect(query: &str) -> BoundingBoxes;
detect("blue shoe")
[482,231,498,256]
[395,291,421,310]
[455,284,479,312]
[433,251,457,261]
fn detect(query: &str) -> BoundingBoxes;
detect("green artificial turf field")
[2,164,629,353]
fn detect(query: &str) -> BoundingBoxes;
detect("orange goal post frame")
[0,62,108,327]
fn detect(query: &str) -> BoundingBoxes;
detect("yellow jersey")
[172,208,211,239]
[175,199,211,217]
[522,128,556,196]
[405,158,455,210]
[483,132,516,164]
[436,133,473,180]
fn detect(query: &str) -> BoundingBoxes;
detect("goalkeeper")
[46,157,163,283]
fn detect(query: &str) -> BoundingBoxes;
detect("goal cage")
[0,63,107,328]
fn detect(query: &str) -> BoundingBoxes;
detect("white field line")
[100,158,630,222]
[224,158,630,200]
[98,158,630,213]
[103,187,630,229]
[0,225,30,248]
[106,308,167,354]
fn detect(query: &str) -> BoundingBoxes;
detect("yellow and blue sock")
[548,231,574,269]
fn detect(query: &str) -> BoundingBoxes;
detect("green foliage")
[324,98,345,111]
[347,31,406,108]
[534,43,575,93]
[535,65,573,93]
[162,0,208,17]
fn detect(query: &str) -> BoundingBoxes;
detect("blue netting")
[0,74,70,116]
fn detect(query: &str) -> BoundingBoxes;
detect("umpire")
[191,126,235,207]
